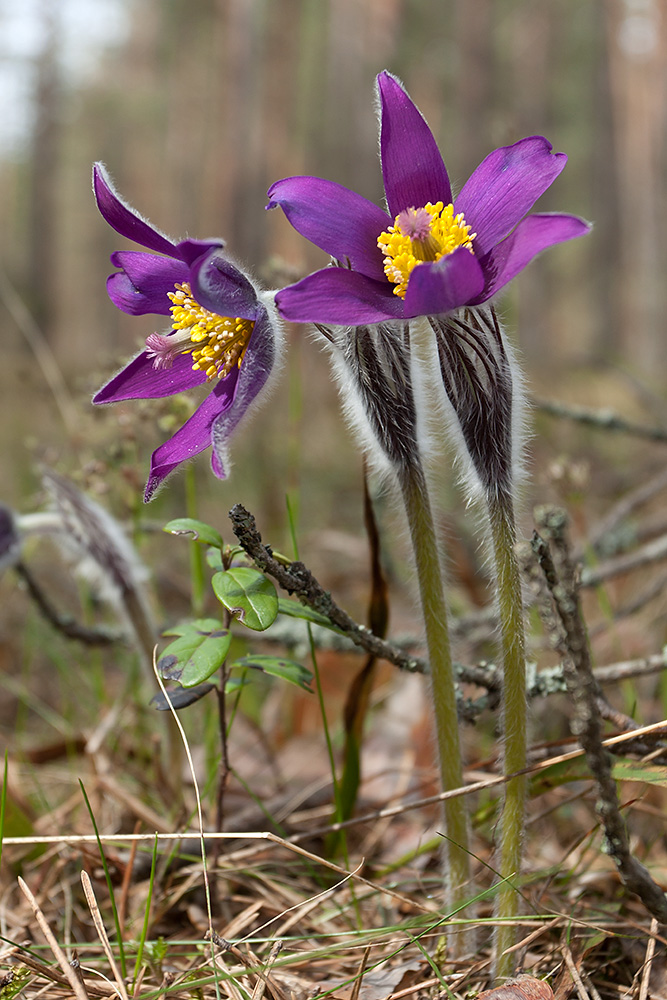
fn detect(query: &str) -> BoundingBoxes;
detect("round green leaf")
[163,617,223,638]
[212,568,278,631]
[277,598,342,631]
[163,518,223,548]
[158,624,231,687]
[230,654,313,692]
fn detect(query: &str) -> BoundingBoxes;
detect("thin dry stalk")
[638,918,659,1000]
[15,952,111,998]
[17,876,91,1000]
[80,870,129,1000]
[241,862,364,941]
[153,654,218,963]
[349,946,372,1000]
[250,941,284,1000]
[563,944,591,1000]
[216,939,287,1000]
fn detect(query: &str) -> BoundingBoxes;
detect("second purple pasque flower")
[267,71,590,325]
[92,164,282,501]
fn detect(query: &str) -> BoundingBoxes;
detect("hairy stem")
[488,491,526,979]
[399,463,471,942]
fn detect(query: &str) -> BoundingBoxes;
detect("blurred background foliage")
[0,0,665,550]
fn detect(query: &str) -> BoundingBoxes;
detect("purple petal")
[473,213,592,303]
[191,251,260,320]
[455,137,568,256]
[276,268,405,325]
[267,177,390,281]
[93,163,178,257]
[377,71,452,219]
[145,376,238,501]
[107,252,188,315]
[176,237,225,267]
[93,350,206,403]
[403,247,486,317]
[211,308,278,478]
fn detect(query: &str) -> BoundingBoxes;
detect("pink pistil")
[145,333,181,370]
[396,206,432,241]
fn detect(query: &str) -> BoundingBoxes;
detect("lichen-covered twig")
[534,396,667,444]
[229,502,426,674]
[581,531,667,587]
[230,503,667,735]
[531,504,667,923]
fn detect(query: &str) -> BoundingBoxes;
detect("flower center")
[145,283,255,380]
[377,202,476,298]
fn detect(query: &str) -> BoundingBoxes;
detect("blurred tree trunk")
[454,0,494,174]
[606,0,666,375]
[590,0,619,360]
[27,0,61,344]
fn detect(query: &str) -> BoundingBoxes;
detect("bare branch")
[531,504,667,924]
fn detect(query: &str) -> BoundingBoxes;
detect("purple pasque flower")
[267,71,590,325]
[92,164,281,502]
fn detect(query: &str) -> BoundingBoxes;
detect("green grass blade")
[79,779,127,978]
[132,833,159,988]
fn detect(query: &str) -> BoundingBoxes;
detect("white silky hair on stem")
[314,320,434,484]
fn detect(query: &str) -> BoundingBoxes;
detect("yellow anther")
[167,283,254,381]
[377,202,476,298]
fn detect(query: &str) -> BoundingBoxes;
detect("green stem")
[399,464,471,933]
[487,491,526,979]
[185,464,206,616]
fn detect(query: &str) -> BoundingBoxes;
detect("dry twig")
[531,505,667,924]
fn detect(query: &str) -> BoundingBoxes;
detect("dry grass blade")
[17,876,91,1000]
[563,945,590,1000]
[236,859,366,946]
[16,951,115,998]
[249,940,284,1000]
[80,870,129,1000]
[638,918,659,1000]
[349,945,371,1000]
[217,939,286,1000]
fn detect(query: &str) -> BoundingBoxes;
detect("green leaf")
[277,598,342,631]
[212,568,278,631]
[163,518,223,548]
[151,682,216,711]
[205,547,224,572]
[230,654,313,691]
[158,624,231,687]
[612,758,667,787]
[163,618,223,638]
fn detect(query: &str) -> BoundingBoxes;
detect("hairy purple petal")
[455,137,568,256]
[378,71,452,218]
[192,251,262,320]
[93,163,178,257]
[276,268,405,325]
[473,213,592,303]
[267,177,390,281]
[403,247,486,318]
[93,350,206,403]
[211,309,276,478]
[176,237,225,267]
[107,252,188,315]
[145,377,238,501]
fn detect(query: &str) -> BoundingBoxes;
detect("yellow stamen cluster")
[168,283,254,381]
[377,202,476,298]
